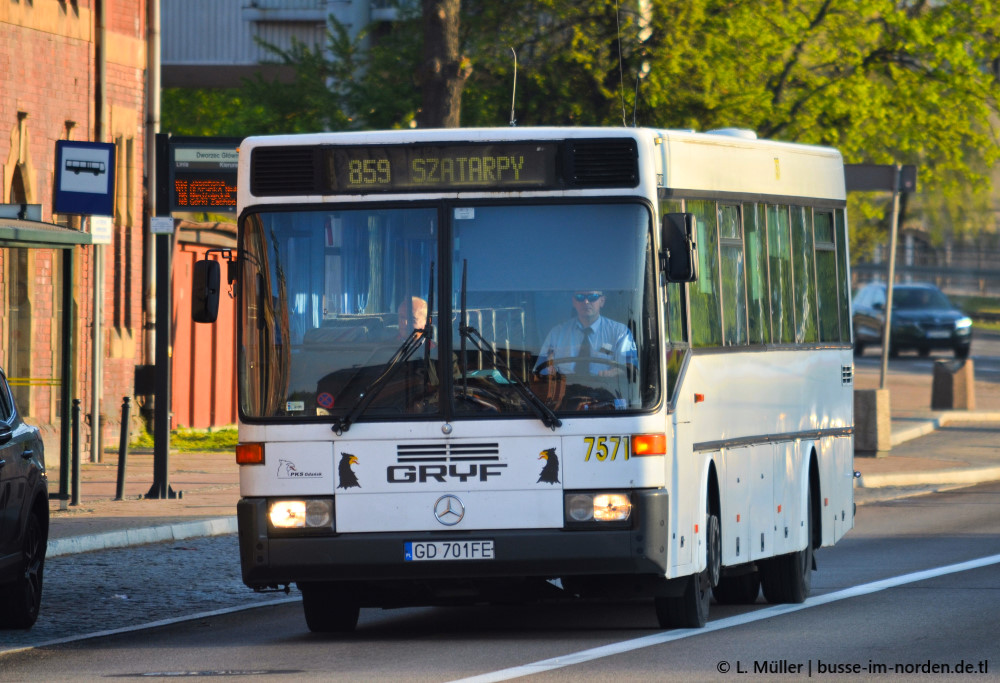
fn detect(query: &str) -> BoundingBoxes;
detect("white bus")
[192,126,855,632]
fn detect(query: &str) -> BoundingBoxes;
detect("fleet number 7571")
[583,435,629,461]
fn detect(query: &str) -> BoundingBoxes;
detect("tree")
[162,0,1000,257]
[417,0,472,127]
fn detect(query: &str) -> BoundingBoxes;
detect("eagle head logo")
[277,459,297,478]
[537,447,560,484]
[338,452,361,489]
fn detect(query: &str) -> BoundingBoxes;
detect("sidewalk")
[46,449,240,557]
[852,350,1000,502]
[43,355,1000,557]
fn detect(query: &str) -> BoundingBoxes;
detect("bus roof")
[239,127,846,203]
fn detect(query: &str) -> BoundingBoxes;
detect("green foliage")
[162,23,359,137]
[131,426,238,452]
[162,0,1000,261]
[951,294,1000,332]
[160,88,248,137]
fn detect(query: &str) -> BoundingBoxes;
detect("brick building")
[1,0,149,462]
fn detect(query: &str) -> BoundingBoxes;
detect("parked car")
[0,366,48,629]
[852,282,973,359]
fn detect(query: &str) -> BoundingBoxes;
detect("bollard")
[71,398,81,506]
[115,397,131,500]
[931,359,975,410]
[854,388,891,455]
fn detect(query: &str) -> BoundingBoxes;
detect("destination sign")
[323,143,559,193]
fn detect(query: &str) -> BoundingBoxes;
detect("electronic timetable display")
[323,143,559,192]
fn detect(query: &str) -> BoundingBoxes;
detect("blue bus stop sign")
[54,140,117,216]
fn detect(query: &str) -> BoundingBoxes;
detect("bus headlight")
[565,492,632,524]
[268,499,334,531]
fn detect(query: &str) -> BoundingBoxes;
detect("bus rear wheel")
[760,491,814,604]
[299,583,360,633]
[712,570,760,605]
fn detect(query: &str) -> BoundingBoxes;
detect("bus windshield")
[238,201,660,422]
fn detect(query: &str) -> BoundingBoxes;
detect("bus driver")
[535,290,636,377]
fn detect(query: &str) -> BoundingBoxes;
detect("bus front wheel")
[654,513,719,628]
[299,583,360,633]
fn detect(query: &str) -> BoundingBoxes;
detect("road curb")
[47,516,238,558]
[857,465,1000,489]
[891,411,1000,447]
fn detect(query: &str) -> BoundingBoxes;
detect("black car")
[852,282,973,359]
[0,367,48,629]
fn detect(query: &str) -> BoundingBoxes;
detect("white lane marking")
[0,597,301,657]
[450,553,1000,683]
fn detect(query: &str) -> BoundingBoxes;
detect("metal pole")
[879,165,902,390]
[92,0,107,464]
[71,398,81,506]
[147,232,176,499]
[144,0,161,380]
[116,396,131,500]
[58,249,74,508]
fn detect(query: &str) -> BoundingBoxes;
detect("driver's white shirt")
[534,315,637,375]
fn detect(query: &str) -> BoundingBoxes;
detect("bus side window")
[835,210,852,342]
[743,203,771,344]
[814,212,840,342]
[719,204,747,346]
[767,204,794,344]
[687,200,721,347]
[791,206,818,343]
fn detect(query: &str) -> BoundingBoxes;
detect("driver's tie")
[579,327,592,364]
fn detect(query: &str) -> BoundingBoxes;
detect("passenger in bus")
[534,291,637,377]
[315,295,441,415]
[397,296,429,340]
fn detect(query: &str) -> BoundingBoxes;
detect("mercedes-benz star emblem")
[433,494,465,526]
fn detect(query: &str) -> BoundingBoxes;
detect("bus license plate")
[404,540,495,561]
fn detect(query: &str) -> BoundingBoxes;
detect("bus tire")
[712,571,760,605]
[654,512,718,628]
[760,490,813,604]
[655,572,710,629]
[300,584,360,633]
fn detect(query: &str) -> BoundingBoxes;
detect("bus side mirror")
[192,259,221,324]
[661,212,698,283]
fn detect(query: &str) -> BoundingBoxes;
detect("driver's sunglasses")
[574,293,602,303]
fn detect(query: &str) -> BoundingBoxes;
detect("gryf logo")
[388,443,506,484]
[537,448,560,484]
[338,453,361,489]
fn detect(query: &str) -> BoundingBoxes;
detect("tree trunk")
[417,0,470,128]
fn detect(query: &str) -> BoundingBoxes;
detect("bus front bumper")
[237,490,669,591]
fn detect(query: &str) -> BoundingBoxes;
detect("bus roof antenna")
[509,47,517,127]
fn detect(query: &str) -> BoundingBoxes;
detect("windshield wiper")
[331,263,435,434]
[458,260,561,430]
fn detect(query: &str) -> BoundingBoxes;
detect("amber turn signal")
[631,433,666,457]
[236,442,264,465]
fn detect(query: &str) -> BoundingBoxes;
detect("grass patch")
[131,426,238,452]
[951,295,1000,333]
[951,294,1000,316]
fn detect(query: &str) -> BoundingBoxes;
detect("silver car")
[0,366,48,629]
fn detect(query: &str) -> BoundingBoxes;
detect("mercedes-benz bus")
[192,126,855,632]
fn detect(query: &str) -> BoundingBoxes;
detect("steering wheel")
[545,356,628,375]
